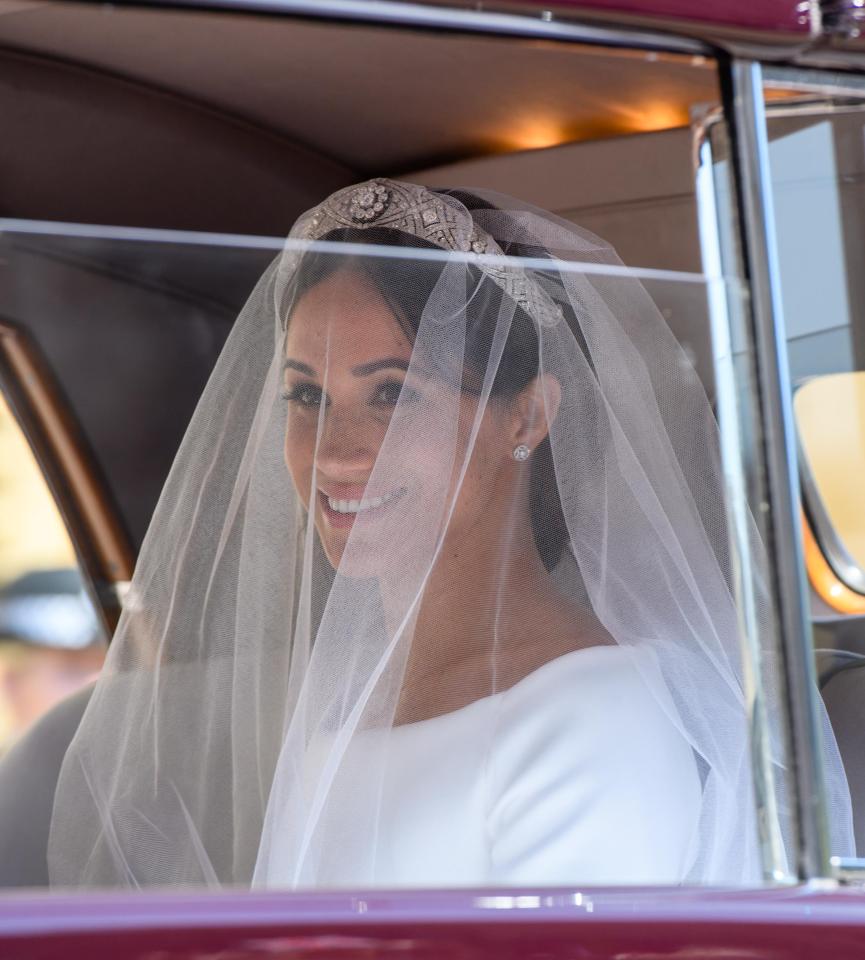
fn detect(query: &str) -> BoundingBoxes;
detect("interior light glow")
[506,120,570,151]
[623,102,688,132]
[500,98,689,154]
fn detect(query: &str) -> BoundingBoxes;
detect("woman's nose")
[314,410,379,477]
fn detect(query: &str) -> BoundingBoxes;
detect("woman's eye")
[283,383,325,408]
[374,380,420,407]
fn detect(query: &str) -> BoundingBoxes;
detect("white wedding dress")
[262,645,703,888]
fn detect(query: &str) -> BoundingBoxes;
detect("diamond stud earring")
[512,444,531,461]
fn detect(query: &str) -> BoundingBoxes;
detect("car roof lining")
[0,1,719,174]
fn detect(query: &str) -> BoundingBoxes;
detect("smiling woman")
[46,179,854,890]
[282,273,424,558]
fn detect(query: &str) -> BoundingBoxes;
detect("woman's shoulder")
[502,643,669,723]
[495,643,692,775]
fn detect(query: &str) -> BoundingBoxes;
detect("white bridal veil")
[48,179,854,889]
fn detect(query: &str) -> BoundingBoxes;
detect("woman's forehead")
[285,269,412,369]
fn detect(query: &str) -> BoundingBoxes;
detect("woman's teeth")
[327,490,400,514]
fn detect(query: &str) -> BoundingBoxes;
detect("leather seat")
[820,659,865,856]
[0,683,92,887]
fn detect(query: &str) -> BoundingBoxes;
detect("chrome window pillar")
[695,132,790,884]
[717,58,832,881]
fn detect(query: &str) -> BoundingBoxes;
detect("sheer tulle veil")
[47,178,854,888]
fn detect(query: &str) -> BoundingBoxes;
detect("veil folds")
[47,179,854,889]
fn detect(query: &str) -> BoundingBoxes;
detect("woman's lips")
[317,487,405,530]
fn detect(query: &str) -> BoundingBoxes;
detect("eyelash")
[281,383,324,407]
[280,379,420,409]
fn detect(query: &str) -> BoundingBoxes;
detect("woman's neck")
[385,506,553,688]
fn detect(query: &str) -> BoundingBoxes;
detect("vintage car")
[2,0,865,955]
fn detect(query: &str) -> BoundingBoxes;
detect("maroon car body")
[4,885,865,960]
[543,0,816,32]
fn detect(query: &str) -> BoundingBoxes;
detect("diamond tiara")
[302,179,563,329]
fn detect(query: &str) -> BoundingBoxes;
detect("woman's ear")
[511,374,562,452]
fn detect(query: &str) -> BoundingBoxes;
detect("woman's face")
[282,267,519,576]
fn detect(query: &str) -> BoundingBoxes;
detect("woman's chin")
[324,548,390,582]
[318,531,387,580]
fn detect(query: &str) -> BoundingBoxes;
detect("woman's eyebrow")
[351,358,410,376]
[284,357,417,378]
[283,359,317,376]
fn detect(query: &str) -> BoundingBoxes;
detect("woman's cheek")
[284,415,317,510]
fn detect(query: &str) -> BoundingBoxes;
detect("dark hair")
[284,190,570,570]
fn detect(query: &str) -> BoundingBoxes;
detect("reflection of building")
[0,394,105,749]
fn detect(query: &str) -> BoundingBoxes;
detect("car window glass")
[754,76,865,867]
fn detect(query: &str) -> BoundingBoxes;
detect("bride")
[47,179,853,889]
